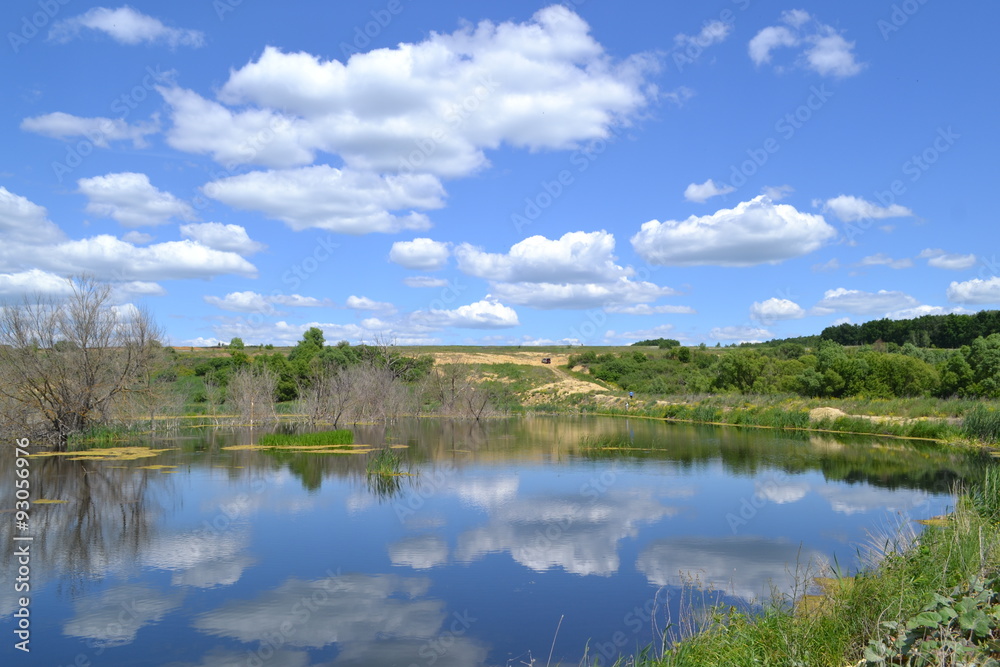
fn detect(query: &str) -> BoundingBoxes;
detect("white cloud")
[413,298,519,329]
[761,184,794,201]
[121,231,153,244]
[78,172,196,227]
[683,178,734,203]
[204,291,331,313]
[20,112,159,148]
[919,248,976,270]
[23,236,257,280]
[814,288,919,315]
[812,258,840,272]
[806,32,863,78]
[749,12,863,77]
[858,253,913,269]
[0,186,65,244]
[114,281,166,298]
[161,6,656,177]
[885,305,971,320]
[403,276,449,288]
[346,295,396,313]
[710,325,773,342]
[748,25,799,66]
[631,195,836,267]
[389,238,451,270]
[456,231,631,283]
[180,222,266,255]
[822,195,912,223]
[947,277,1000,304]
[749,298,805,322]
[674,20,732,50]
[203,166,443,234]
[491,279,673,310]
[49,7,204,48]
[0,269,74,299]
[604,304,696,315]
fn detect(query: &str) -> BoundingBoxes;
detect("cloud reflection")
[63,584,184,647]
[636,536,828,602]
[455,490,676,575]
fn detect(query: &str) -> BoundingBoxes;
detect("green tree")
[229,337,245,350]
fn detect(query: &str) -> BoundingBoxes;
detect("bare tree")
[225,366,278,425]
[0,276,163,448]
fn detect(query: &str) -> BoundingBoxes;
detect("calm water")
[1,417,991,666]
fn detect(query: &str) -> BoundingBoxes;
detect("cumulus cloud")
[389,238,451,270]
[710,325,773,342]
[49,6,205,47]
[412,298,519,329]
[204,291,331,313]
[491,279,673,310]
[631,195,836,267]
[346,295,396,313]
[919,248,976,270]
[456,231,631,283]
[20,112,159,148]
[683,178,734,203]
[822,195,912,223]
[78,172,196,227]
[749,11,864,77]
[947,277,1000,304]
[0,269,74,300]
[160,6,656,177]
[121,231,153,244]
[749,298,805,322]
[180,223,266,255]
[18,236,257,280]
[203,166,443,234]
[454,231,676,310]
[814,288,919,315]
[0,186,64,244]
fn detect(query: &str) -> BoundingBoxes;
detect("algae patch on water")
[30,447,174,461]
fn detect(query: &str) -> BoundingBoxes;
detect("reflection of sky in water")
[0,418,970,666]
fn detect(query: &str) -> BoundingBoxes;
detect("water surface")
[1,417,988,665]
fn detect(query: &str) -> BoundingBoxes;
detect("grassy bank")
[605,469,1000,666]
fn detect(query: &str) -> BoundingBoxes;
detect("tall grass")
[366,447,402,476]
[257,429,353,447]
[619,472,1000,667]
[962,405,1000,444]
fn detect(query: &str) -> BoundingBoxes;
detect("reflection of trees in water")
[0,452,168,602]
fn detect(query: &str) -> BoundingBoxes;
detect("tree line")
[821,310,1000,348]
[575,334,1000,399]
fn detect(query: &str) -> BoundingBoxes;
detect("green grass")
[611,469,1000,667]
[365,447,402,476]
[67,423,141,448]
[962,405,1000,444]
[257,429,353,447]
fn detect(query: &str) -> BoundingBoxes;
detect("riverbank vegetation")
[605,467,1000,666]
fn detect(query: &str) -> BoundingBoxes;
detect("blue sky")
[2,0,998,347]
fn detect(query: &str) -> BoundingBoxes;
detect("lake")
[1,416,990,666]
